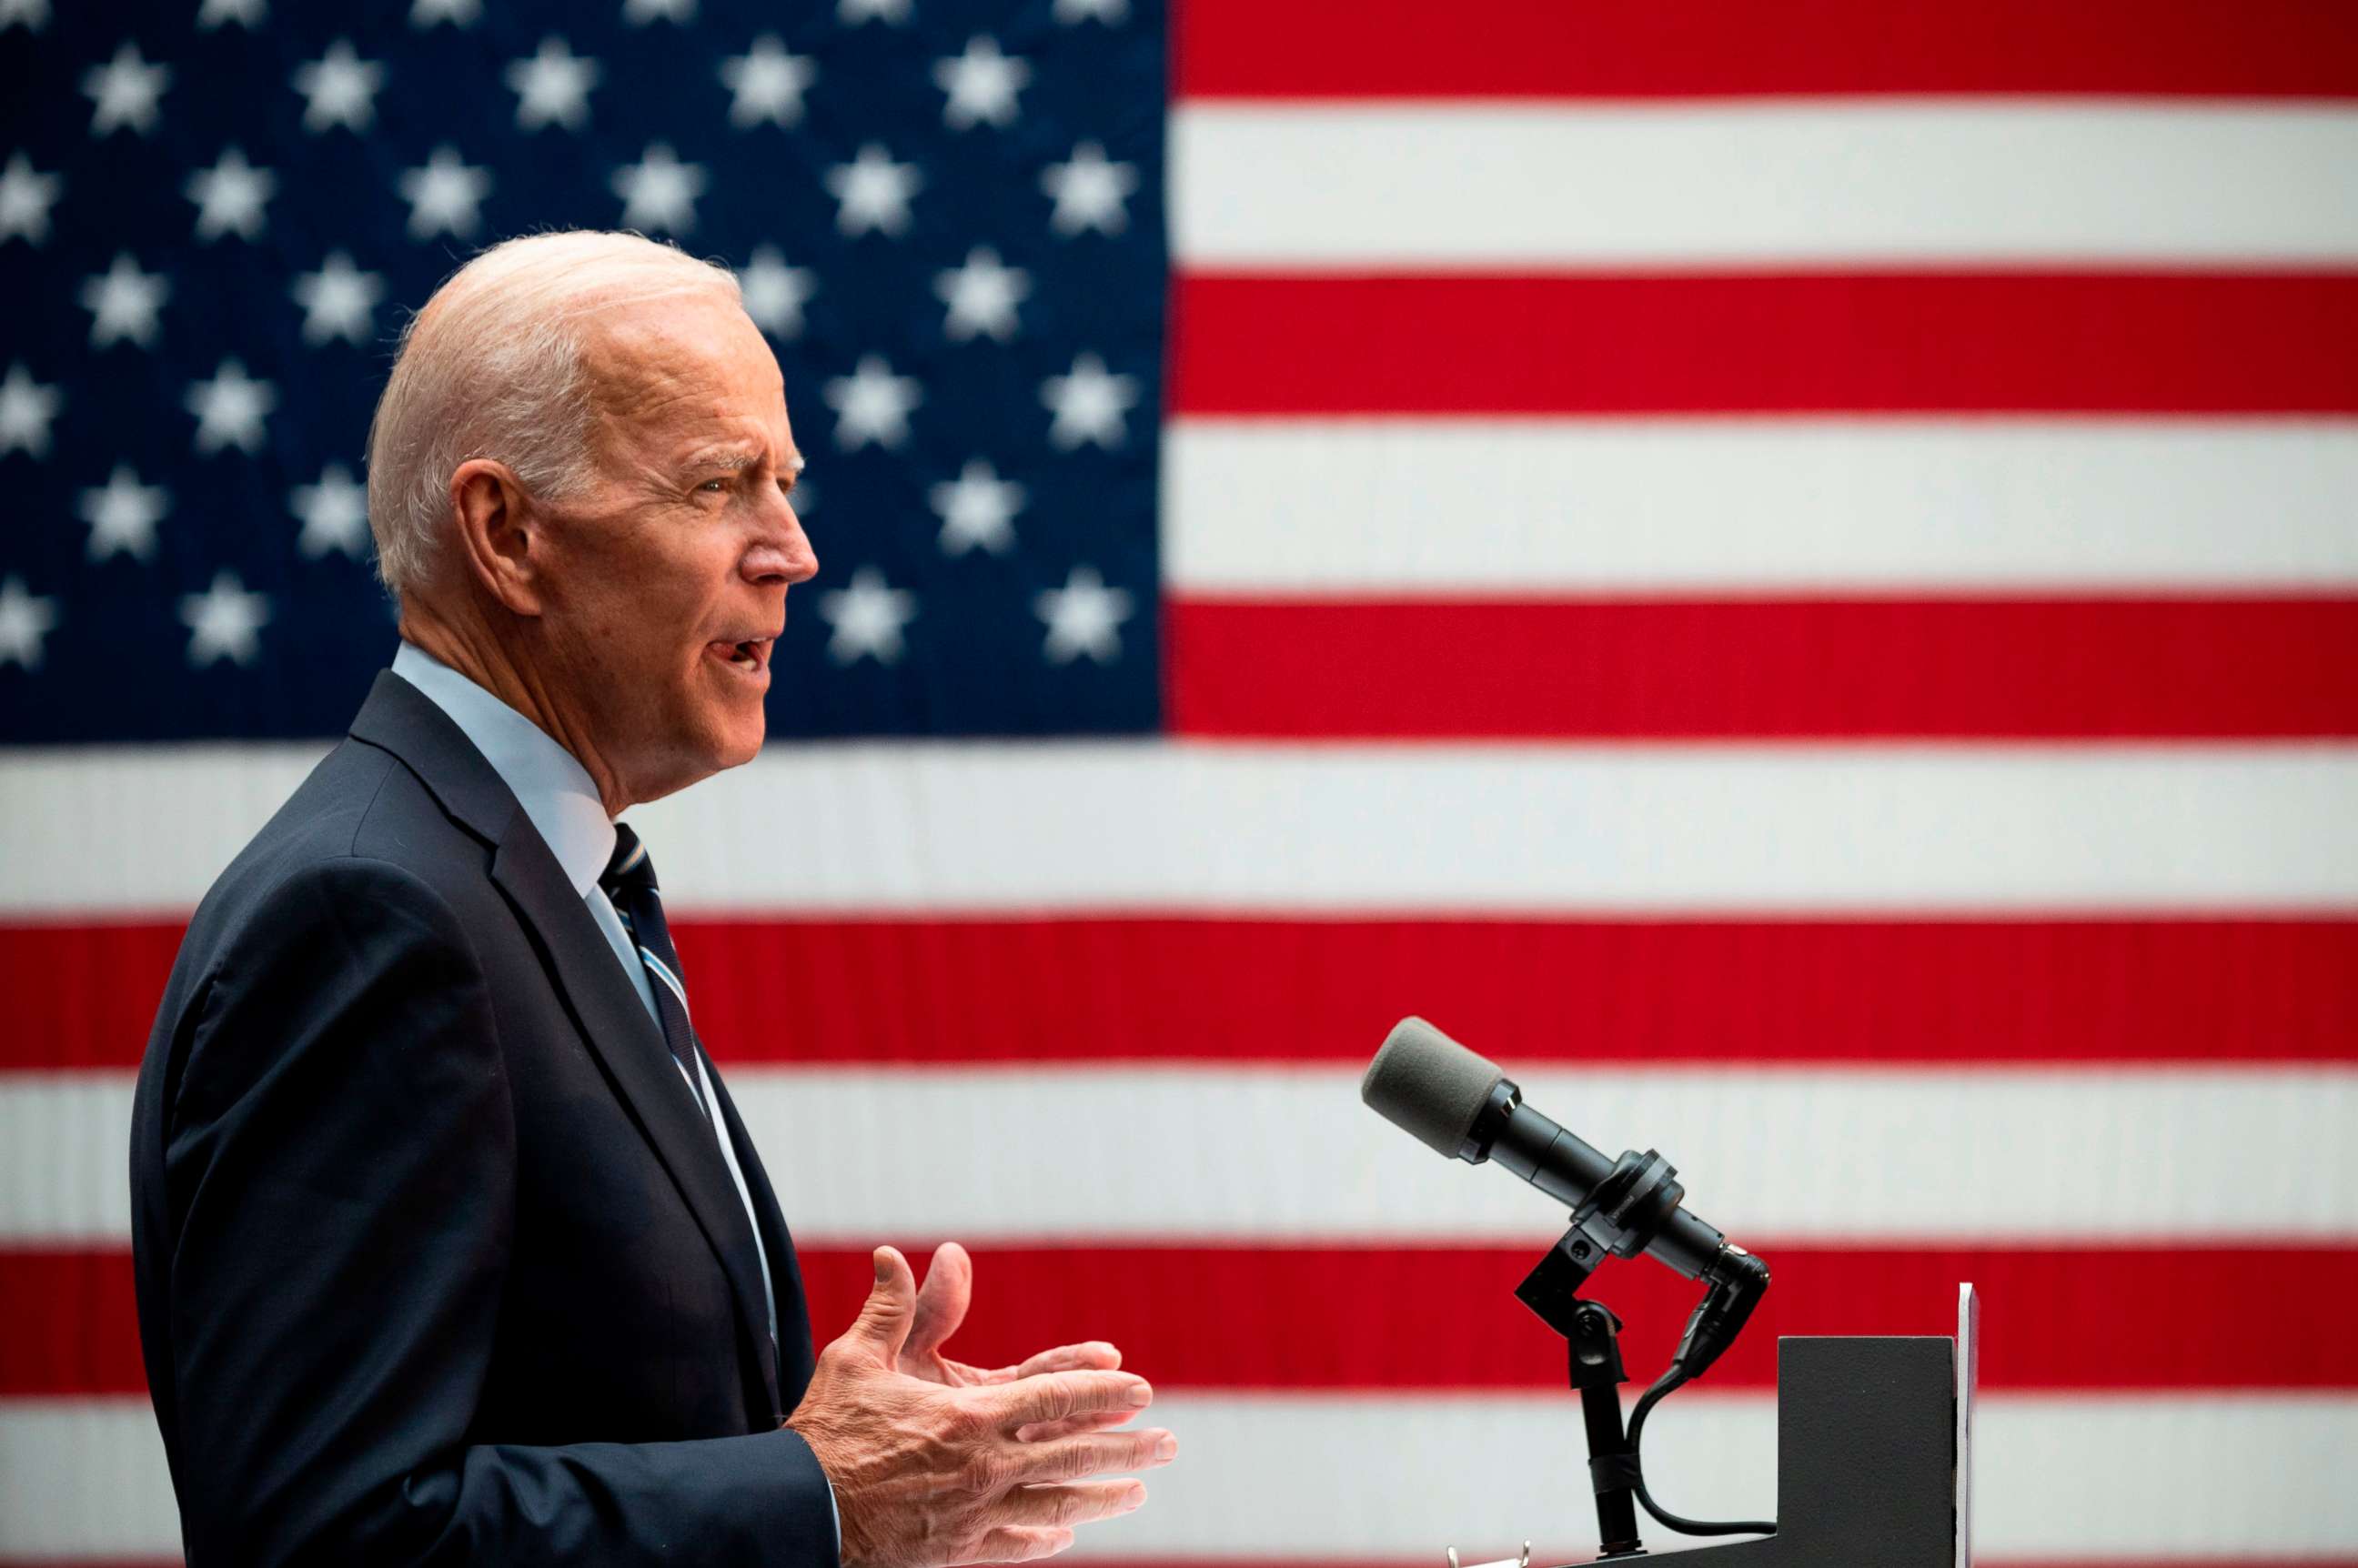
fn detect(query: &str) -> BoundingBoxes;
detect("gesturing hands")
[900,1242,1143,1446]
[788,1246,1176,1568]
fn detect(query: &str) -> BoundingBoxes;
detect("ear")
[448,457,547,618]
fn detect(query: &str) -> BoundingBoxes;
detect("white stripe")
[638,946,694,1019]
[29,1066,2358,1242]
[7,1392,2353,1558]
[629,746,2358,912]
[0,1074,130,1243]
[1165,419,2358,593]
[0,744,328,914]
[1172,103,2358,266]
[7,743,2356,914]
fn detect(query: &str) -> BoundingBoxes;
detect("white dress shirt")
[389,641,779,1348]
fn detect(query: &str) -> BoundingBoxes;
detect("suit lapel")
[708,1055,814,1415]
[350,670,781,1428]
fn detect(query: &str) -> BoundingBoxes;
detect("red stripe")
[1169,273,2358,416]
[0,921,182,1071]
[1164,596,2358,740]
[11,915,2356,1070]
[1175,0,2358,99]
[15,1242,2357,1396]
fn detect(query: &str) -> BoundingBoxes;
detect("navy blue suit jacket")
[129,669,837,1566]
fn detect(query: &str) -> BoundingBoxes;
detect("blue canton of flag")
[0,0,1166,742]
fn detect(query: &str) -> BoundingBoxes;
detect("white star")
[612,143,704,234]
[79,253,169,348]
[0,0,51,33]
[291,252,383,347]
[934,246,1028,343]
[507,36,600,131]
[0,577,58,669]
[291,462,370,558]
[292,40,383,134]
[1035,565,1133,664]
[77,465,169,562]
[186,358,277,456]
[720,35,814,128]
[0,153,61,246]
[739,246,816,338]
[0,362,61,459]
[410,0,480,26]
[838,0,910,22]
[84,42,170,137]
[181,570,272,668]
[622,0,694,20]
[825,144,921,238]
[817,567,915,665]
[1054,0,1128,20]
[196,0,267,29]
[1042,141,1136,236]
[932,35,1028,130]
[823,355,921,450]
[1041,352,1136,450]
[185,146,274,242]
[930,458,1023,557]
[399,146,491,239]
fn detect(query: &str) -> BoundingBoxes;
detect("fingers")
[990,1369,1152,1430]
[849,1246,917,1364]
[1014,1342,1122,1379]
[1002,1427,1176,1486]
[906,1241,973,1364]
[964,1526,1076,1563]
[1015,1407,1138,1443]
[995,1479,1149,1530]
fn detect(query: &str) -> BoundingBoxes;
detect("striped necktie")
[600,823,711,1122]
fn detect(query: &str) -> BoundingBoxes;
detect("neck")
[398,599,633,817]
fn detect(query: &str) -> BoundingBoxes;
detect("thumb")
[850,1245,917,1366]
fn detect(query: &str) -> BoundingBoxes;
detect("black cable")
[1626,1368,1778,1538]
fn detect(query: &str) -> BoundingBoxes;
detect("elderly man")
[127,230,1174,1566]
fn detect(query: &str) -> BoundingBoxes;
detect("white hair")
[364,230,743,603]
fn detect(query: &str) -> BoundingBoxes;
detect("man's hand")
[903,1242,1137,1443]
[788,1247,1177,1568]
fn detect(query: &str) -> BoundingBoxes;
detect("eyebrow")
[680,447,808,477]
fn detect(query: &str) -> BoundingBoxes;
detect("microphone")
[1362,1015,1766,1377]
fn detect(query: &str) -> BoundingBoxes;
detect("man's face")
[529,293,816,804]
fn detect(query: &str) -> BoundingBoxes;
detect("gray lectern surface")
[1604,1337,1957,1566]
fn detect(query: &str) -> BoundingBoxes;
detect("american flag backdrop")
[4,0,2358,1563]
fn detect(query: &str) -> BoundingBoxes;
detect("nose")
[742,493,818,587]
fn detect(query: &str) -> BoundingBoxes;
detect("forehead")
[582,294,793,457]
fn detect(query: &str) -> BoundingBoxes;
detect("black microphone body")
[1472,1075,1729,1282]
[1363,1016,1768,1379]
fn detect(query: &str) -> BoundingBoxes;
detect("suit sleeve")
[155,854,839,1568]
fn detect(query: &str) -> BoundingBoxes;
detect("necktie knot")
[602,821,659,903]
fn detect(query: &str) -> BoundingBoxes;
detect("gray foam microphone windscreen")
[1361,1016,1506,1158]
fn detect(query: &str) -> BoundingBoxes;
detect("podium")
[1627,1333,1962,1565]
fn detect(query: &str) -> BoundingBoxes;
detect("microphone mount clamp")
[1512,1149,1773,1560]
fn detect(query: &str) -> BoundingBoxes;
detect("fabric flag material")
[3,1,2356,1563]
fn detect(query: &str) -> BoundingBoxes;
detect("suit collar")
[388,640,615,898]
[348,668,523,846]
[348,664,783,1423]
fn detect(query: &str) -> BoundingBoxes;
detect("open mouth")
[707,637,774,678]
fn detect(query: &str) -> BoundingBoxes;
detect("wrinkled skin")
[790,1247,1176,1567]
[401,289,816,815]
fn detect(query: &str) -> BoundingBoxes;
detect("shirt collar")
[389,640,617,899]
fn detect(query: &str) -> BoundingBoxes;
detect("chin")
[708,705,768,770]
